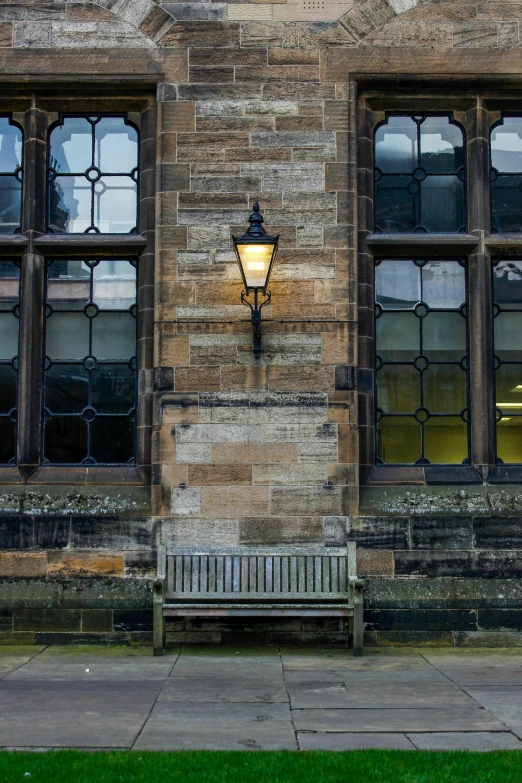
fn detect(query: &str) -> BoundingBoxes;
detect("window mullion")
[17,100,48,478]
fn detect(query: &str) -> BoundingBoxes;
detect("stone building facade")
[1,0,522,647]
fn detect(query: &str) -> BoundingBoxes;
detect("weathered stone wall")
[1,0,522,648]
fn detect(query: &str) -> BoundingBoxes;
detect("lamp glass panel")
[236,243,274,289]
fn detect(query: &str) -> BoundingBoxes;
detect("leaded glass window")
[0,260,19,464]
[43,259,137,465]
[48,115,139,234]
[374,115,465,233]
[493,260,522,463]
[491,117,522,233]
[375,259,469,465]
[0,118,23,234]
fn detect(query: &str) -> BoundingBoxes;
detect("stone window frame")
[358,90,522,487]
[0,90,156,487]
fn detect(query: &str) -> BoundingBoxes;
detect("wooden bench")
[153,544,364,656]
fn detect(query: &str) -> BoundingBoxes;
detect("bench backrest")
[158,545,356,600]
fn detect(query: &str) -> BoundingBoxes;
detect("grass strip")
[1,749,522,783]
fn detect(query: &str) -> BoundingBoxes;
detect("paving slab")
[292,708,507,733]
[298,732,416,750]
[282,648,434,672]
[36,646,180,663]
[0,681,162,748]
[422,650,522,686]
[0,647,46,679]
[159,675,288,703]
[6,662,175,681]
[408,732,522,751]
[170,648,283,678]
[134,702,297,751]
[284,668,449,684]
[287,681,475,709]
[463,687,522,734]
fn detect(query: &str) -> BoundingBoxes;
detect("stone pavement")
[1,645,522,752]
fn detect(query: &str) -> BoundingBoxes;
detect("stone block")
[395,551,522,579]
[297,441,338,463]
[240,20,299,48]
[0,610,12,631]
[251,131,335,148]
[269,48,319,65]
[498,21,519,49]
[165,3,227,21]
[0,553,47,579]
[14,608,82,632]
[349,516,409,550]
[228,4,272,20]
[237,65,319,82]
[212,443,296,463]
[221,365,268,391]
[239,516,323,544]
[0,22,12,46]
[367,608,477,632]
[159,518,239,547]
[188,464,252,485]
[269,366,334,392]
[159,20,239,47]
[478,609,522,630]
[357,549,394,577]
[275,116,324,132]
[241,162,324,192]
[70,517,152,550]
[299,21,357,47]
[324,516,349,546]
[177,443,213,464]
[190,49,267,66]
[47,552,124,578]
[454,631,522,648]
[411,516,473,551]
[174,367,221,392]
[13,20,51,46]
[171,486,202,516]
[113,609,153,632]
[139,4,175,41]
[453,21,498,47]
[81,609,114,632]
[474,517,522,549]
[253,463,328,485]
[271,486,342,516]
[201,487,269,516]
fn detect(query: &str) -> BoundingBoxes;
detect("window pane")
[420,116,464,174]
[491,177,522,233]
[424,418,468,464]
[91,313,136,360]
[422,261,466,309]
[420,175,465,233]
[94,176,137,233]
[375,260,420,309]
[92,364,135,413]
[0,261,19,465]
[0,177,22,233]
[95,117,138,173]
[44,364,89,414]
[377,417,421,464]
[423,312,466,360]
[376,312,419,360]
[493,260,522,309]
[49,117,92,173]
[495,365,522,411]
[93,261,136,310]
[494,312,522,360]
[91,417,134,463]
[377,365,420,413]
[48,115,139,234]
[375,115,465,234]
[491,117,522,173]
[45,312,90,360]
[0,118,22,172]
[374,175,417,232]
[44,417,88,464]
[49,175,92,233]
[375,116,417,173]
[424,364,467,413]
[497,417,522,464]
[43,259,137,465]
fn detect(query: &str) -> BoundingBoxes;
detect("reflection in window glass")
[375,259,469,465]
[43,259,137,465]
[0,260,19,464]
[0,118,23,234]
[48,115,138,234]
[493,260,522,463]
[374,115,465,234]
[491,118,522,232]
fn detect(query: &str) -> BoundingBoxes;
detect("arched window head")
[48,115,139,234]
[374,115,465,234]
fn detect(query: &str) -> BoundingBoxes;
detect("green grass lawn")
[1,750,522,783]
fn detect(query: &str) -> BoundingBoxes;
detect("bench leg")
[153,579,165,656]
[352,588,363,657]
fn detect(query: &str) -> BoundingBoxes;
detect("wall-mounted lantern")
[232,202,279,358]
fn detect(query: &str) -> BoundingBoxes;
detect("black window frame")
[0,94,155,485]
